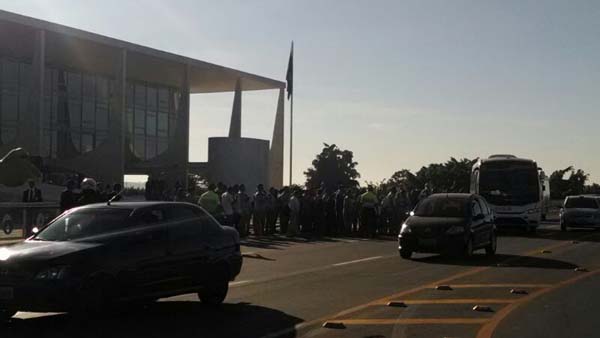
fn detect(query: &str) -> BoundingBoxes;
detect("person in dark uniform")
[22,180,43,202]
[77,178,102,206]
[334,185,346,235]
[59,180,78,212]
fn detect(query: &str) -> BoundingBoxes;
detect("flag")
[286,41,293,100]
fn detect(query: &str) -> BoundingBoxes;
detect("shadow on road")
[0,302,301,338]
[414,253,579,270]
[499,227,600,243]
[242,234,395,250]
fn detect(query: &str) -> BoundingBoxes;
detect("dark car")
[560,195,600,231]
[398,193,496,259]
[0,202,242,321]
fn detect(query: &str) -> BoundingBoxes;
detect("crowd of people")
[197,182,434,238]
[57,178,122,212]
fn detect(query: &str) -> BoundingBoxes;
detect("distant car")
[560,195,600,231]
[398,193,496,259]
[0,202,242,322]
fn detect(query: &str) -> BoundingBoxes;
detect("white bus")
[470,155,545,232]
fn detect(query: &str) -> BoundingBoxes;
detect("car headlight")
[446,226,465,235]
[35,266,69,280]
[400,223,412,234]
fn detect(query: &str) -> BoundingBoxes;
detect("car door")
[469,198,487,247]
[116,206,170,297]
[164,205,211,287]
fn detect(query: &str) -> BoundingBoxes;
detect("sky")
[2,0,599,184]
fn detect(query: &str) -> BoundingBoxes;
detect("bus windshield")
[479,162,539,205]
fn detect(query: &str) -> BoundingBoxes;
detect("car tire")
[198,280,229,306]
[399,249,412,259]
[561,222,567,232]
[0,309,16,322]
[464,236,474,258]
[485,232,497,256]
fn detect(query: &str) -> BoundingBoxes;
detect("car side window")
[472,200,483,217]
[189,205,222,234]
[165,205,197,221]
[135,207,166,226]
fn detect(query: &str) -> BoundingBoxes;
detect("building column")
[268,88,285,188]
[181,64,190,189]
[115,49,127,185]
[31,29,45,157]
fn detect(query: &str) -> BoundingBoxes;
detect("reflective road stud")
[510,289,528,295]
[387,301,407,307]
[322,321,346,329]
[473,305,493,312]
[574,267,588,272]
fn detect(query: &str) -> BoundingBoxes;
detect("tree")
[304,143,360,191]
[550,166,590,199]
[389,157,476,195]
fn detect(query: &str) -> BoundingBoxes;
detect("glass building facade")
[126,82,180,161]
[0,58,30,146]
[0,58,181,162]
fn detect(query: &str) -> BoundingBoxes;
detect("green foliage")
[550,166,590,199]
[389,157,477,194]
[304,143,360,191]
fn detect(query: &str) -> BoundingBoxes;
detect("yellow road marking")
[338,318,490,325]
[398,298,516,305]
[476,269,600,338]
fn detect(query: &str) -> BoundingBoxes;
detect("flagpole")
[289,89,293,186]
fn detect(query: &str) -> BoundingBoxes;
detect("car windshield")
[35,208,133,241]
[565,198,598,209]
[414,197,468,218]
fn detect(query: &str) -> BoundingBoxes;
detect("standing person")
[221,186,235,227]
[278,187,291,234]
[324,189,336,236]
[343,188,358,235]
[252,184,268,236]
[300,189,314,233]
[266,187,279,234]
[396,187,411,224]
[59,180,78,212]
[198,184,220,217]
[334,185,346,235]
[313,188,325,235]
[231,184,241,230]
[22,179,43,202]
[360,185,379,238]
[236,184,251,237]
[381,187,397,234]
[287,189,301,236]
[77,178,102,206]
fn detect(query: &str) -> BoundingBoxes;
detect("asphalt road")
[2,221,600,338]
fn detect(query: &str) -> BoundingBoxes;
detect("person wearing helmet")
[77,178,102,206]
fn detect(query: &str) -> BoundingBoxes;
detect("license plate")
[0,287,14,300]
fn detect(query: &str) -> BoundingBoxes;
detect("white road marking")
[332,256,383,267]
[229,280,253,287]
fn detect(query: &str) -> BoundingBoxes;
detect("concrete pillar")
[228,78,242,138]
[115,49,127,185]
[31,29,45,156]
[181,64,190,189]
[268,88,285,188]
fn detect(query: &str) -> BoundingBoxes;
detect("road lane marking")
[447,283,553,289]
[230,280,253,286]
[332,256,383,266]
[476,269,600,338]
[337,318,489,325]
[261,232,600,338]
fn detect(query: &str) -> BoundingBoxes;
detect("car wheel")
[464,236,474,258]
[485,232,497,256]
[399,248,412,259]
[561,222,567,232]
[0,309,16,322]
[198,280,229,306]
